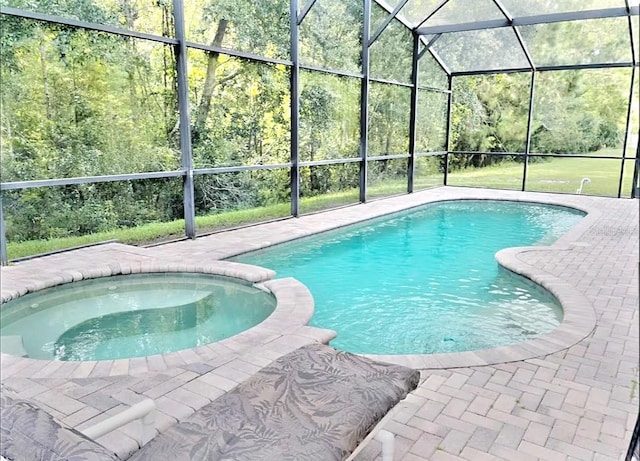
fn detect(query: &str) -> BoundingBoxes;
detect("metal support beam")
[451,61,635,77]
[429,48,451,76]
[408,33,420,193]
[0,6,178,45]
[1,170,185,191]
[416,35,451,81]
[415,0,452,29]
[416,7,637,35]
[415,33,451,79]
[512,27,535,70]
[193,163,292,176]
[0,194,7,266]
[186,41,292,67]
[297,0,318,25]
[360,0,371,203]
[522,71,536,192]
[493,0,536,70]
[632,140,640,199]
[492,0,512,20]
[419,34,442,58]
[369,0,410,47]
[443,75,453,185]
[418,18,508,35]
[290,0,301,216]
[300,64,362,79]
[618,65,636,197]
[172,0,196,238]
[626,2,637,67]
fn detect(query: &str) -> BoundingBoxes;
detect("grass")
[7,192,357,260]
[448,149,635,196]
[6,151,636,260]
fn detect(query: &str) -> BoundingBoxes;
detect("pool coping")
[0,188,609,374]
[0,262,336,378]
[362,196,602,369]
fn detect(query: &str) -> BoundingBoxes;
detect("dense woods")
[0,0,637,247]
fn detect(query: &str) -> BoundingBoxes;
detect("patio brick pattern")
[1,186,638,460]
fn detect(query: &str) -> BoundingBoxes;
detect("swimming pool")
[231,200,584,355]
[0,273,276,361]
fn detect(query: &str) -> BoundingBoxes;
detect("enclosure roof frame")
[373,0,639,75]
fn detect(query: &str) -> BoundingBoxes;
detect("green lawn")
[6,193,356,260]
[447,152,634,196]
[5,152,636,260]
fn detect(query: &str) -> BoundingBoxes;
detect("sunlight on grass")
[6,153,635,260]
[448,154,633,196]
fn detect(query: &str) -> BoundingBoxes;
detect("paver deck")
[1,186,638,460]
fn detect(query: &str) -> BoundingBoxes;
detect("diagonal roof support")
[415,0,452,30]
[0,6,178,44]
[418,18,507,35]
[416,7,638,35]
[417,34,441,60]
[371,0,451,76]
[625,0,638,66]
[512,26,535,70]
[428,48,451,75]
[369,0,410,46]
[416,34,450,76]
[492,0,535,70]
[297,0,318,25]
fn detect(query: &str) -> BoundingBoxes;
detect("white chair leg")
[81,398,156,445]
[374,429,395,461]
[140,408,156,445]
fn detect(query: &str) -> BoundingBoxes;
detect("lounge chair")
[1,343,420,461]
[0,395,155,461]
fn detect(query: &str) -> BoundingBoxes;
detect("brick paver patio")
[1,186,638,460]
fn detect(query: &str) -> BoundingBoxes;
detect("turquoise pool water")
[231,200,584,355]
[0,273,276,361]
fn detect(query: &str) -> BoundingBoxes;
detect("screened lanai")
[0,0,638,265]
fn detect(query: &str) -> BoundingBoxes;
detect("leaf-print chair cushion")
[0,393,118,461]
[129,342,420,461]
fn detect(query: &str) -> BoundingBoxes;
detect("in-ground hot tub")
[0,272,276,361]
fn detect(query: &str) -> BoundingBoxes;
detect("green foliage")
[3,179,183,242]
[5,150,633,260]
[416,90,447,152]
[451,74,530,155]
[368,158,409,198]
[1,1,637,252]
[532,69,629,154]
[299,71,360,164]
[447,149,633,196]
[368,83,411,156]
[196,0,290,59]
[190,58,290,168]
[449,69,630,168]
[370,3,413,83]
[300,163,359,198]
[299,0,363,72]
[1,0,117,25]
[418,52,449,90]
[5,192,346,259]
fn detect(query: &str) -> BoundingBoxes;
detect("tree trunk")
[1,94,13,158]
[309,142,320,191]
[72,68,79,127]
[382,126,392,173]
[162,4,176,142]
[121,0,139,121]
[39,39,52,120]
[194,20,228,137]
